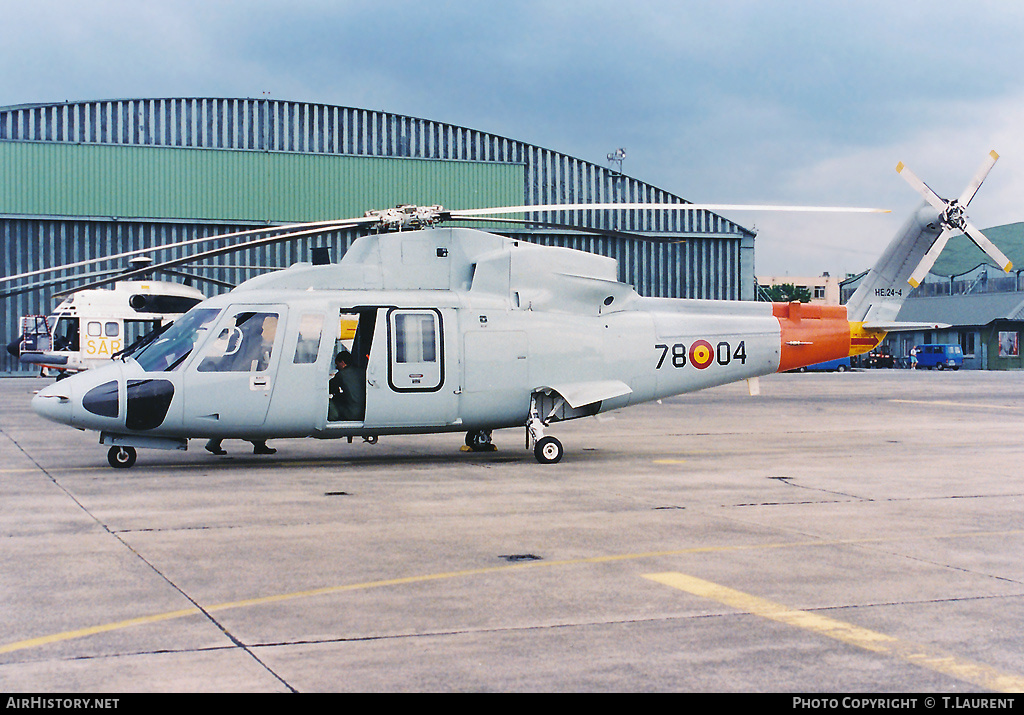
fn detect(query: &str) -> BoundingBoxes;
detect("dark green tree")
[758,283,812,303]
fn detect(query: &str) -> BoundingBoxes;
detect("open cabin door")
[362,307,459,429]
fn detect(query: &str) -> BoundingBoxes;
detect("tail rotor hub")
[942,201,966,232]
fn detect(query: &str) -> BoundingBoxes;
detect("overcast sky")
[3,0,1023,277]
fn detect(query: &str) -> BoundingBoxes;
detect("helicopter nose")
[33,364,125,430]
[32,381,74,426]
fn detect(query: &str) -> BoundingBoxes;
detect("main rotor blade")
[964,222,1013,273]
[895,163,947,213]
[1,217,372,286]
[908,228,954,288]
[958,150,1000,207]
[451,202,890,217]
[444,215,674,243]
[0,268,124,300]
[156,269,235,290]
[54,221,367,297]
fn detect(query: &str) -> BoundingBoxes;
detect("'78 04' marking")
[655,340,747,370]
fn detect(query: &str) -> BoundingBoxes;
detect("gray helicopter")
[27,154,1011,468]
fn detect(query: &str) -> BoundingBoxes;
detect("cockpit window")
[197,311,279,372]
[52,315,80,352]
[133,307,221,372]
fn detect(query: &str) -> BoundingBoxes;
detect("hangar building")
[1,98,756,373]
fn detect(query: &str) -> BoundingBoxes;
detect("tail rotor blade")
[897,152,1011,283]
[964,222,1013,273]
[896,162,947,212]
[908,228,954,288]
[958,150,999,207]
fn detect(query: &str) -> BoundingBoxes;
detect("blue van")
[794,356,851,372]
[915,344,963,370]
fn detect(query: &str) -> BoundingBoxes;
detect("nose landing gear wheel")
[534,436,563,464]
[107,446,137,469]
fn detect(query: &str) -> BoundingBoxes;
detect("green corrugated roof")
[0,140,522,223]
[929,222,1024,278]
[896,292,1024,325]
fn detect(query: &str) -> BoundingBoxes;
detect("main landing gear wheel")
[465,429,495,452]
[107,446,137,469]
[534,436,563,464]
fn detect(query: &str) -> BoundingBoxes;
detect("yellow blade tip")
[1004,261,1013,272]
[896,162,905,173]
[991,150,1000,160]
[908,278,920,288]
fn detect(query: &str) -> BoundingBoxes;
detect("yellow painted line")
[891,399,1021,411]
[4,529,1023,657]
[653,459,688,464]
[0,608,201,655]
[644,571,1024,692]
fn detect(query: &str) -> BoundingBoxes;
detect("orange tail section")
[773,302,852,372]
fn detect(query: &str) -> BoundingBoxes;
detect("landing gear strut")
[527,394,563,464]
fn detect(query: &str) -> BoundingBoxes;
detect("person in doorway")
[329,349,366,421]
[910,346,918,370]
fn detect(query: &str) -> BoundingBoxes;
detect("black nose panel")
[126,379,174,431]
[83,381,119,418]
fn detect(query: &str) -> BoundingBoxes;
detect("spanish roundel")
[689,340,714,369]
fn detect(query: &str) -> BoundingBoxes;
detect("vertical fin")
[846,153,1007,324]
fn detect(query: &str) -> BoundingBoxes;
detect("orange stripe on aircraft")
[773,302,852,373]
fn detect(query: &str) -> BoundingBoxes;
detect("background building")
[756,273,840,305]
[1,98,756,373]
[842,223,1024,370]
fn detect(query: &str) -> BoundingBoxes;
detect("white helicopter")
[7,276,206,377]
[27,153,1011,468]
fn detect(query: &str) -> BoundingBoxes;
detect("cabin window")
[87,321,102,337]
[387,309,443,392]
[198,311,280,372]
[293,313,324,364]
[105,321,119,337]
[394,313,437,364]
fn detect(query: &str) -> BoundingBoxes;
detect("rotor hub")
[941,200,967,231]
[364,204,446,232]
